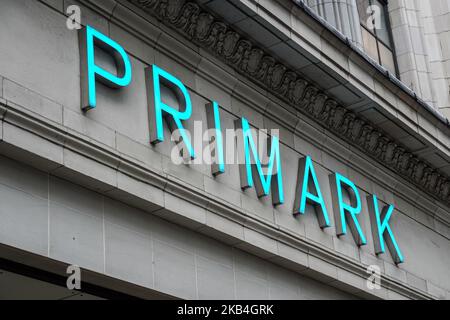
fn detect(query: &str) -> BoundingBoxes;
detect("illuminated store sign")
[78,26,404,264]
[79,26,132,111]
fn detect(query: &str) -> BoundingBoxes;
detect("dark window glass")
[374,0,391,46]
[379,42,396,74]
[362,27,379,62]
[357,0,371,27]
[357,0,398,75]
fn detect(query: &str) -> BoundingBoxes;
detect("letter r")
[145,64,195,159]
[330,172,367,246]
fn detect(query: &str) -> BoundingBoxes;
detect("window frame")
[358,0,399,77]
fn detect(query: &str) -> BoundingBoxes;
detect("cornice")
[127,0,450,208]
[292,0,449,126]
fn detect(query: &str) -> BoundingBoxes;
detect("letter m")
[235,117,284,206]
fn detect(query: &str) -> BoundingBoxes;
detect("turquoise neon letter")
[206,101,225,175]
[367,195,404,264]
[294,156,330,228]
[80,25,132,111]
[147,64,195,159]
[237,118,284,205]
[330,173,367,246]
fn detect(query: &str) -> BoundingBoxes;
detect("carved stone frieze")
[129,0,450,205]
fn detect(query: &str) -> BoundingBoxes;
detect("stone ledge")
[0,99,435,300]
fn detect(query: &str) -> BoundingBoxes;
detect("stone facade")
[388,0,450,118]
[0,0,448,300]
[304,0,450,124]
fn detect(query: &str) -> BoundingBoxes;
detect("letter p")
[79,25,132,111]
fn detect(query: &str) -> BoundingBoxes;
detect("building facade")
[0,0,449,300]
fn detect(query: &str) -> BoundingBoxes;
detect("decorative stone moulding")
[129,0,450,207]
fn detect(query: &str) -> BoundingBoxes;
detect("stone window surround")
[293,0,448,124]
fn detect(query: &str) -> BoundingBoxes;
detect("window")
[357,0,398,75]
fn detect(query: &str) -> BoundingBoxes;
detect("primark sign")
[79,26,404,265]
